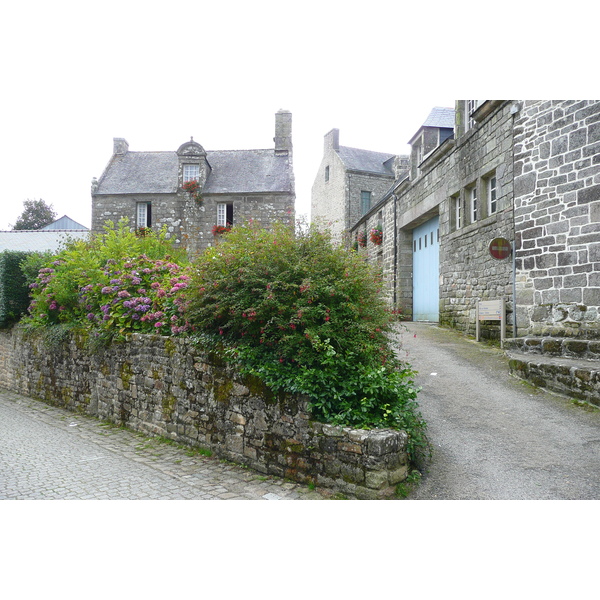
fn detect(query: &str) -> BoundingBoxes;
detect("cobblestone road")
[0,389,329,500]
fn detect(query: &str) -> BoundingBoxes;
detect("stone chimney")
[324,128,339,152]
[113,138,129,155]
[274,109,292,155]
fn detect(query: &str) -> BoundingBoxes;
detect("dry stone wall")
[0,328,408,499]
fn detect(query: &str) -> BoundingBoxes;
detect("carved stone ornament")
[177,137,206,157]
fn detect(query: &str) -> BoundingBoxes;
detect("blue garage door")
[413,216,440,321]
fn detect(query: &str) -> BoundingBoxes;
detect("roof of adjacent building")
[0,230,89,253]
[41,215,89,230]
[95,148,294,195]
[421,107,455,129]
[337,146,396,176]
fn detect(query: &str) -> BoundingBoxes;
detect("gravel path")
[395,322,600,500]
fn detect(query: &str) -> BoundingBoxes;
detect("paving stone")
[0,390,332,501]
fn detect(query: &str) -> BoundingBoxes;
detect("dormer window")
[183,164,200,182]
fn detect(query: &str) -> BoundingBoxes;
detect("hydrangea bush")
[23,220,191,339]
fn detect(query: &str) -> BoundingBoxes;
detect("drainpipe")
[393,194,398,307]
[512,240,517,338]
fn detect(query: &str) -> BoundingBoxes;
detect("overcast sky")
[0,1,593,231]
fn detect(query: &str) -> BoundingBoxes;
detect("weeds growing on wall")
[186,221,429,463]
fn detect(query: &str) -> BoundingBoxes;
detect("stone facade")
[512,100,600,337]
[0,328,409,499]
[342,100,600,340]
[92,110,295,257]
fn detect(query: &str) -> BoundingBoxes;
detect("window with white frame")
[136,202,152,228]
[470,186,478,223]
[487,175,498,215]
[454,195,462,230]
[183,164,200,182]
[325,166,329,182]
[217,202,233,227]
[465,100,479,131]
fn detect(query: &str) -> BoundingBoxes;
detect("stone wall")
[93,190,294,258]
[346,172,395,235]
[0,328,409,499]
[182,192,295,256]
[311,131,349,241]
[513,100,600,337]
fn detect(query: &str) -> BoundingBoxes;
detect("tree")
[12,199,57,230]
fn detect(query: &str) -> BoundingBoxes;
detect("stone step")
[506,350,600,407]
[504,337,600,361]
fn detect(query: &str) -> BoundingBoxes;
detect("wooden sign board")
[476,298,506,346]
[477,299,503,320]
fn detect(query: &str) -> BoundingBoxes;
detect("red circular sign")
[489,237,512,260]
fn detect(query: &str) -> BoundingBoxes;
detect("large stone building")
[314,101,600,341]
[311,128,408,242]
[92,110,295,255]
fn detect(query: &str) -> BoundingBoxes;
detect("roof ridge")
[339,145,395,156]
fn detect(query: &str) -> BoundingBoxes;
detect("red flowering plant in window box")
[182,179,203,205]
[135,226,151,237]
[212,225,232,236]
[357,230,367,247]
[369,224,383,245]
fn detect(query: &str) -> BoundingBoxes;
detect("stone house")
[318,101,600,340]
[91,110,295,256]
[310,128,409,243]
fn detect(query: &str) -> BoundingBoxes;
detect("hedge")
[0,251,33,328]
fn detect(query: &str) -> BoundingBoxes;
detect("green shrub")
[23,219,191,340]
[0,251,36,328]
[186,221,428,462]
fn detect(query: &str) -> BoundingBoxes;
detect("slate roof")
[95,149,294,195]
[421,107,455,129]
[96,152,179,194]
[203,150,294,194]
[337,146,396,176]
[0,230,89,253]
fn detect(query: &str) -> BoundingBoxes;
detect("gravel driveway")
[395,322,600,500]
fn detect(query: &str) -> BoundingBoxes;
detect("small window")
[413,240,417,252]
[217,202,233,227]
[470,186,478,223]
[360,191,371,215]
[455,195,462,230]
[465,100,479,131]
[136,202,151,228]
[183,164,200,182]
[488,176,498,214]
[325,166,329,182]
